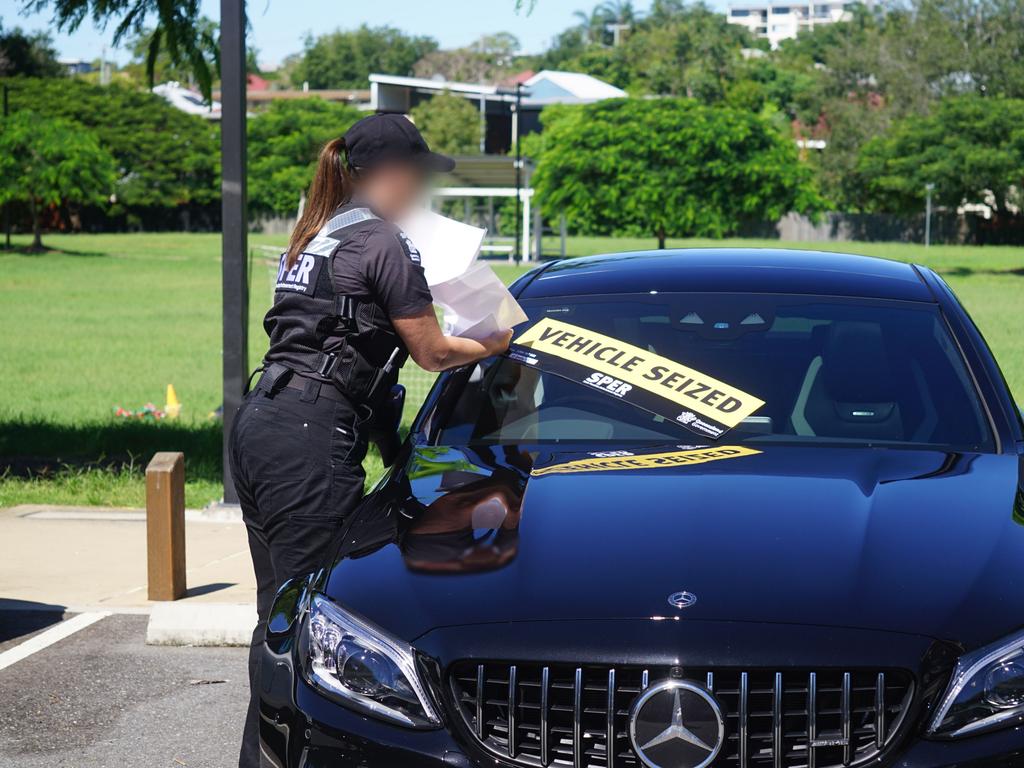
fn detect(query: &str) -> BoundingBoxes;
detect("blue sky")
[2,0,729,69]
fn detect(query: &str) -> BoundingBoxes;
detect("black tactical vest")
[262,205,409,404]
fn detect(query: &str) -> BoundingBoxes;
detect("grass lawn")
[1,232,1021,509]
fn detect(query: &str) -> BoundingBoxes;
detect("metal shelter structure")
[429,155,540,263]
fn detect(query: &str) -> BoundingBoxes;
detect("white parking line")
[0,611,110,672]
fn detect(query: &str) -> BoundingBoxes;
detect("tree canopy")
[247,98,362,217]
[12,0,1024,227]
[122,17,220,90]
[529,99,822,246]
[409,92,481,156]
[1,76,219,215]
[0,110,117,248]
[539,1,755,98]
[292,25,437,89]
[412,33,524,83]
[21,0,219,96]
[0,22,64,77]
[857,96,1024,215]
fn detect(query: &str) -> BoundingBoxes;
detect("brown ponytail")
[284,137,354,268]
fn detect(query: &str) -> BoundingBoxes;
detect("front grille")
[450,663,914,768]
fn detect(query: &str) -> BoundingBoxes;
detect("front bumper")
[262,676,1024,768]
[258,619,1024,768]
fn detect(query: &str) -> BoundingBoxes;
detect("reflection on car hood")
[323,442,1024,648]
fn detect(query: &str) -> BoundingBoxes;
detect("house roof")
[369,73,522,102]
[369,70,626,107]
[522,70,627,103]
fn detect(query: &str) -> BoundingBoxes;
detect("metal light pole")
[3,84,10,250]
[924,182,935,248]
[513,83,522,263]
[220,0,249,503]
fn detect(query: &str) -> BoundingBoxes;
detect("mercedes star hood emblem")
[667,590,697,609]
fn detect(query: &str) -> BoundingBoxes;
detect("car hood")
[323,442,1024,648]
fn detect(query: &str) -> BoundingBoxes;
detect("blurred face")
[355,161,429,220]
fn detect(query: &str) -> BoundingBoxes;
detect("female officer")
[230,113,512,768]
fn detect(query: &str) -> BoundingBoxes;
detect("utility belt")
[249,364,339,403]
[250,365,348,404]
[250,361,407,468]
[250,342,406,407]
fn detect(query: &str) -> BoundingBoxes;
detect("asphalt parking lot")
[0,609,248,767]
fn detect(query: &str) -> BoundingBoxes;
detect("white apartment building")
[728,1,862,48]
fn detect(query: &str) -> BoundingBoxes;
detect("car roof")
[521,249,935,302]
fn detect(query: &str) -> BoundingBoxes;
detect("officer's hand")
[482,329,514,357]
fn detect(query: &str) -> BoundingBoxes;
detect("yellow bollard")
[164,384,181,419]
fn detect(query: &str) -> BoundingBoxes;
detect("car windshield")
[433,293,993,451]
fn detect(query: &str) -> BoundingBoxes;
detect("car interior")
[436,296,991,450]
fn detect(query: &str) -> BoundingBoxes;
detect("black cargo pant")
[229,378,369,768]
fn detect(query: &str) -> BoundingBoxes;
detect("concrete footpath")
[0,504,257,645]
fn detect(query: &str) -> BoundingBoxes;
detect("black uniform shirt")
[329,215,433,321]
[261,202,433,378]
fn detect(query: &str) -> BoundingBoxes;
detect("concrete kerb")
[145,602,257,646]
[7,502,244,523]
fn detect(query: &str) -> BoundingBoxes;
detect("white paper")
[398,208,485,287]
[432,263,528,340]
[399,208,527,340]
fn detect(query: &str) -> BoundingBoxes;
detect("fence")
[398,366,439,416]
[769,211,1024,245]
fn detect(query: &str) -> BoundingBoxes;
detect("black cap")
[343,113,455,173]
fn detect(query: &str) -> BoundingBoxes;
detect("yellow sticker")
[531,445,762,477]
[515,318,765,430]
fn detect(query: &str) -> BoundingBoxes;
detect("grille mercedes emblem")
[667,591,697,609]
[629,680,724,768]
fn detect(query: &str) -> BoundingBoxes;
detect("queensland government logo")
[629,680,724,768]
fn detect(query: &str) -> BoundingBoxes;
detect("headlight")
[303,593,440,728]
[928,627,1024,737]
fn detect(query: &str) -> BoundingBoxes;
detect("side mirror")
[369,385,406,467]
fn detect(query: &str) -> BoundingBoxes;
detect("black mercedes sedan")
[258,249,1024,768]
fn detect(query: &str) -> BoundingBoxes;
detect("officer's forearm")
[393,310,505,372]
[431,335,495,371]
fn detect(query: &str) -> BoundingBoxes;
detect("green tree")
[21,1,532,98]
[293,26,438,89]
[622,4,751,100]
[856,96,1024,215]
[409,92,481,156]
[0,22,63,77]
[413,33,524,83]
[536,25,590,71]
[122,17,219,89]
[906,0,1024,99]
[0,111,116,249]
[529,99,821,247]
[546,2,754,99]
[247,98,362,216]
[2,77,219,217]
[21,0,219,96]
[572,5,616,45]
